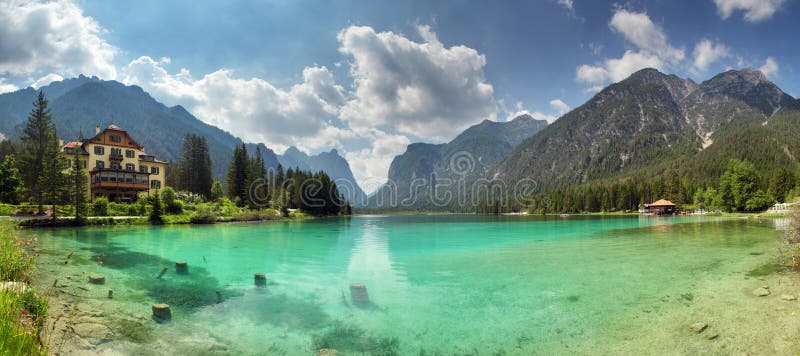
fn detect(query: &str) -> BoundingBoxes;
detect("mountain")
[0,77,366,199]
[368,114,549,210]
[277,146,366,205]
[492,68,800,194]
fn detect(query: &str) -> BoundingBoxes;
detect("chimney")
[95,125,100,135]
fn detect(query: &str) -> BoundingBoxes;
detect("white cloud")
[31,73,64,89]
[344,128,412,193]
[557,0,574,11]
[692,39,730,73]
[337,25,497,142]
[608,9,684,63]
[713,0,785,22]
[758,56,778,78]
[502,101,557,123]
[0,78,17,94]
[0,0,117,78]
[121,56,345,149]
[549,99,571,115]
[575,10,682,88]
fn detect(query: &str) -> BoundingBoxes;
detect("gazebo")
[644,199,677,215]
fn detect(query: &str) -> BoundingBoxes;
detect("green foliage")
[745,190,775,212]
[0,155,21,203]
[227,144,250,206]
[719,159,761,212]
[71,148,87,224]
[20,91,65,214]
[161,187,183,214]
[210,180,224,201]
[91,197,109,216]
[174,133,213,198]
[311,321,400,356]
[149,190,164,225]
[190,206,217,224]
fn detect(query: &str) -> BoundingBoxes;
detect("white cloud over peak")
[121,56,345,149]
[692,39,730,73]
[31,73,65,89]
[549,99,571,115]
[713,0,785,22]
[0,0,117,79]
[337,25,497,142]
[758,56,778,78]
[0,78,17,94]
[575,10,682,87]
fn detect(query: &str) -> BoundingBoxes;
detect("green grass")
[0,204,13,216]
[0,220,48,355]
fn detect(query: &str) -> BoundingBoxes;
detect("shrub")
[161,187,183,214]
[92,197,109,216]
[0,204,13,216]
[190,207,217,224]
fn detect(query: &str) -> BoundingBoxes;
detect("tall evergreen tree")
[177,134,213,198]
[149,190,164,225]
[226,144,249,206]
[71,145,88,225]
[41,127,68,221]
[0,155,21,203]
[20,91,59,214]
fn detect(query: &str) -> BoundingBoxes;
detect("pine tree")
[71,146,88,225]
[41,127,68,221]
[0,155,21,203]
[20,91,59,214]
[149,190,164,225]
[226,144,249,206]
[177,134,213,198]
[210,180,224,201]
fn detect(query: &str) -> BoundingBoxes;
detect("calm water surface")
[25,215,784,354]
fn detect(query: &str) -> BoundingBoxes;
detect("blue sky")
[0,0,797,189]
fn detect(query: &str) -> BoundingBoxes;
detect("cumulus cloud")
[713,0,785,22]
[344,128,412,192]
[121,56,345,149]
[557,0,574,11]
[758,57,778,78]
[575,10,682,87]
[337,25,497,142]
[0,0,117,78]
[0,78,17,94]
[549,99,571,115]
[692,39,730,73]
[31,73,64,89]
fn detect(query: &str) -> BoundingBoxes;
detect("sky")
[0,0,798,192]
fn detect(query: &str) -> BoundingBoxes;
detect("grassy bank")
[0,220,48,355]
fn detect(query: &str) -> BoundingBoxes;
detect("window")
[109,135,121,143]
[83,160,87,168]
[125,149,135,158]
[110,163,121,170]
[94,146,104,155]
[65,147,74,154]
[66,160,72,168]
[151,166,159,175]
[110,148,122,156]
[150,180,161,189]
[125,163,135,171]
[139,165,148,173]
[96,160,104,169]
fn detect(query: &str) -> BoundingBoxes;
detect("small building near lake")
[644,199,678,215]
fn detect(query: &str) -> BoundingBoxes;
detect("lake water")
[23,215,798,355]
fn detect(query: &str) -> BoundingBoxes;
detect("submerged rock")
[88,275,106,285]
[753,287,770,297]
[705,332,719,340]
[781,294,796,301]
[317,349,337,356]
[689,322,708,333]
[72,322,114,344]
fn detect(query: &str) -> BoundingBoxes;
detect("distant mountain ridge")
[492,68,800,193]
[368,114,549,210]
[277,146,367,204]
[0,76,365,202]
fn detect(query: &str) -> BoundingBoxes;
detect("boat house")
[644,199,678,215]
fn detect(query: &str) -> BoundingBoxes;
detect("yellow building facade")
[63,124,168,202]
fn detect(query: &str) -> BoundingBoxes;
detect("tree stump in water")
[254,273,267,287]
[175,261,189,274]
[88,275,105,285]
[350,283,369,305]
[152,304,171,321]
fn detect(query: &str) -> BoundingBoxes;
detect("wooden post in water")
[152,304,171,321]
[350,283,369,305]
[175,261,189,274]
[254,273,267,287]
[108,289,113,299]
[216,290,223,303]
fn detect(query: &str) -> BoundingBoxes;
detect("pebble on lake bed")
[689,322,708,333]
[175,261,188,274]
[254,273,267,287]
[753,287,770,297]
[350,283,369,305]
[152,303,171,320]
[705,332,719,340]
[316,349,337,356]
[781,294,796,301]
[88,275,105,285]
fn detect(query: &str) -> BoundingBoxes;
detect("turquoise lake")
[23,215,797,355]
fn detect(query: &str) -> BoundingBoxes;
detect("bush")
[0,204,13,216]
[161,187,183,214]
[190,207,217,224]
[92,197,109,216]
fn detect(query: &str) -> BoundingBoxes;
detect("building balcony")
[90,168,151,191]
[109,153,124,161]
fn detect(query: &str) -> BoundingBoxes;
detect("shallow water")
[23,215,796,355]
